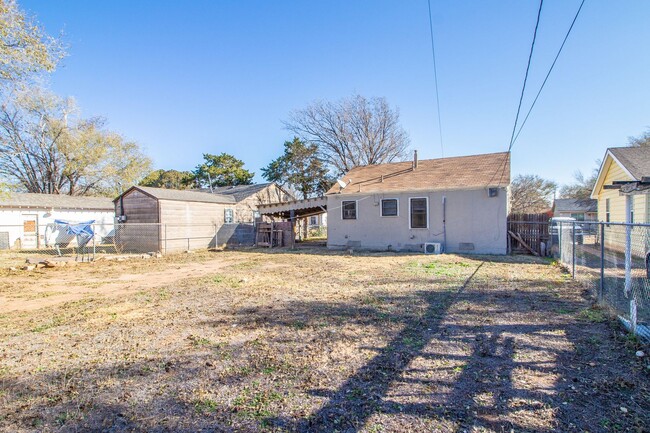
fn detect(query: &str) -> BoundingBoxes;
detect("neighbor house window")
[410,198,428,229]
[342,201,357,220]
[225,208,234,224]
[381,199,398,217]
[605,198,610,223]
[629,198,634,223]
[309,216,318,225]
[571,213,585,221]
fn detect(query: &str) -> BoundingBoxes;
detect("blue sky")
[22,0,650,187]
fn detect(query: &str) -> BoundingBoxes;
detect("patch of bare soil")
[0,251,237,313]
[0,250,647,433]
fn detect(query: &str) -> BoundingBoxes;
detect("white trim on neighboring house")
[379,198,399,217]
[591,150,638,199]
[408,197,429,229]
[341,199,358,220]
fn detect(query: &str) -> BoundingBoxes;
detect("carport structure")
[256,196,327,247]
[257,196,327,220]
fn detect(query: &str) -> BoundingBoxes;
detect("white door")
[21,214,38,249]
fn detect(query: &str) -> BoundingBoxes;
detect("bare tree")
[628,128,650,147]
[510,174,557,213]
[284,94,410,174]
[0,88,151,196]
[560,166,599,200]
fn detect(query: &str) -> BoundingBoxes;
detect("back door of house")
[21,214,38,249]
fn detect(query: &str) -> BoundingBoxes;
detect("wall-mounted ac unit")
[424,242,442,255]
[488,187,499,198]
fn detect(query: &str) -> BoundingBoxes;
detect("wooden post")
[290,210,296,249]
[270,221,274,248]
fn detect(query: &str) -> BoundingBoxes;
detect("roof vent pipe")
[413,150,418,170]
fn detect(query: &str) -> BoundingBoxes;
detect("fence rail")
[555,220,650,341]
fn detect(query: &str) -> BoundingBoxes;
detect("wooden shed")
[114,186,235,253]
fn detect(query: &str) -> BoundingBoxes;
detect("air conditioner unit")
[424,242,442,255]
[488,187,499,198]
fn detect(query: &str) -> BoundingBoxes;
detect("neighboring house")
[552,198,597,221]
[207,183,293,223]
[260,152,510,254]
[114,186,236,252]
[591,147,650,223]
[0,193,114,250]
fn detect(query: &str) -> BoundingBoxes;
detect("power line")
[507,0,544,153]
[510,0,586,147]
[427,0,444,157]
[487,0,544,188]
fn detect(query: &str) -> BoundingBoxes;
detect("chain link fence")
[557,220,650,341]
[0,222,256,265]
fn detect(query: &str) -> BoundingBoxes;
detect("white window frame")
[341,200,358,220]
[224,208,234,224]
[409,197,429,229]
[380,198,399,217]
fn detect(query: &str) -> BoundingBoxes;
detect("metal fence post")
[572,221,576,278]
[599,222,605,303]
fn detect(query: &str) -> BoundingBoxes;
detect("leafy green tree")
[262,137,332,199]
[0,0,64,89]
[0,88,151,196]
[193,153,254,188]
[509,174,557,213]
[140,169,194,189]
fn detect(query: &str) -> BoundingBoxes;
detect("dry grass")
[0,249,648,432]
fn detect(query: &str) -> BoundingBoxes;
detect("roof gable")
[590,147,649,198]
[325,152,510,195]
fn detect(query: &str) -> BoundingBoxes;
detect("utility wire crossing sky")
[23,0,650,185]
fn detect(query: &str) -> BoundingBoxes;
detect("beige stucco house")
[325,152,510,254]
[591,147,650,223]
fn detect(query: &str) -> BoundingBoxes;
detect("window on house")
[225,208,234,224]
[410,198,428,229]
[381,199,398,217]
[309,216,318,225]
[630,198,634,223]
[342,201,357,220]
[570,213,585,221]
[605,198,610,223]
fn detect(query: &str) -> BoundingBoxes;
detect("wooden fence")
[507,213,550,256]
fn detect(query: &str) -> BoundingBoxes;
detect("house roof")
[206,183,275,202]
[117,186,235,204]
[0,193,114,210]
[608,147,650,180]
[553,198,597,213]
[591,146,650,198]
[325,152,510,195]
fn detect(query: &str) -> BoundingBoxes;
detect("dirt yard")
[0,250,648,432]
